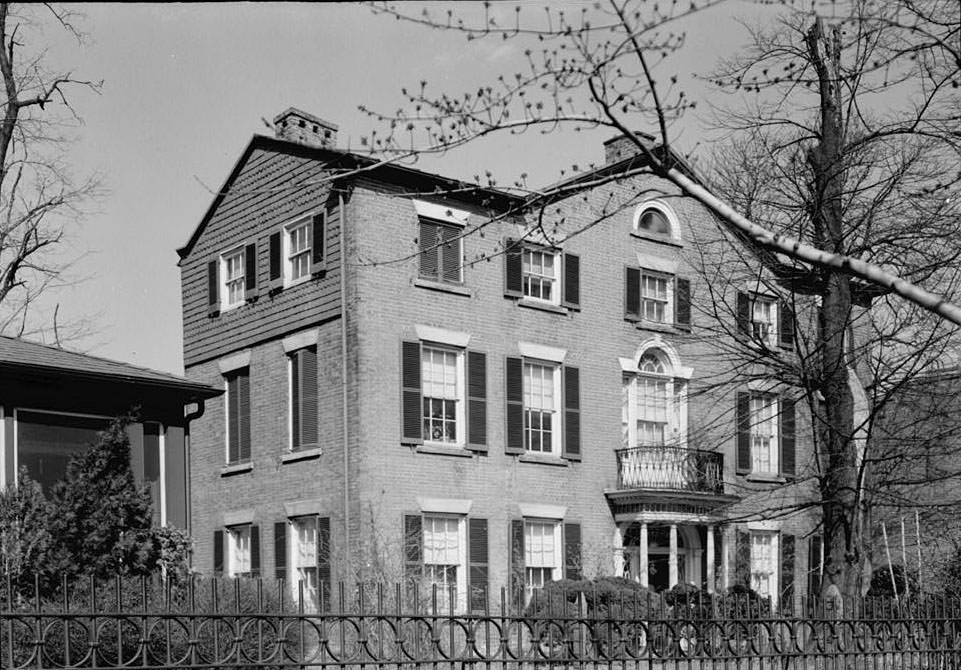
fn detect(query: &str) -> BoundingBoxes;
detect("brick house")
[178,107,823,610]
[0,335,220,529]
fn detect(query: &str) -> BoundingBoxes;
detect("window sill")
[518,453,569,467]
[414,278,472,297]
[631,231,684,248]
[744,473,786,484]
[415,442,474,458]
[283,276,312,290]
[221,462,253,477]
[517,298,569,315]
[282,447,322,463]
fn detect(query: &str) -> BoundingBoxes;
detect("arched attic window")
[633,200,681,241]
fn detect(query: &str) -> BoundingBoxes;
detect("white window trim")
[521,246,561,306]
[621,349,689,449]
[421,343,467,448]
[220,246,246,311]
[522,358,562,457]
[413,200,470,227]
[418,497,473,515]
[523,518,563,599]
[288,516,320,609]
[749,393,780,475]
[218,350,251,374]
[517,342,566,364]
[282,329,319,353]
[749,530,779,607]
[227,524,252,578]
[633,200,682,241]
[414,325,470,349]
[283,214,314,288]
[749,293,779,346]
[422,513,468,612]
[638,268,675,325]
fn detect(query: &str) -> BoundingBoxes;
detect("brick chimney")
[603,131,656,164]
[273,107,338,149]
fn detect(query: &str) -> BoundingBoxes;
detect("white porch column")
[669,524,679,587]
[613,523,625,577]
[721,527,731,591]
[706,525,716,593]
[639,522,649,588]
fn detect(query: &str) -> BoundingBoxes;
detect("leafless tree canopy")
[0,3,101,341]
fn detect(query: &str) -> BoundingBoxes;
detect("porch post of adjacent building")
[669,524,679,587]
[613,523,625,577]
[721,526,731,591]
[706,525,715,593]
[639,522,649,588]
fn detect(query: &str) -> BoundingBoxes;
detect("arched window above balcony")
[621,345,689,449]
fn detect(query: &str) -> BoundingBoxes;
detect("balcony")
[615,445,724,495]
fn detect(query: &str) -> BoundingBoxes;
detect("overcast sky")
[34,1,767,375]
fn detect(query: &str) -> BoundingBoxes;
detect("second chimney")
[273,107,338,149]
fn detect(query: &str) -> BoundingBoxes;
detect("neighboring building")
[178,107,822,609]
[0,336,220,529]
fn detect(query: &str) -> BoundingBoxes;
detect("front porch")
[613,520,727,592]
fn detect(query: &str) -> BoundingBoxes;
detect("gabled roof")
[176,135,523,262]
[0,336,220,398]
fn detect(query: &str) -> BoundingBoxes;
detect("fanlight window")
[638,208,672,235]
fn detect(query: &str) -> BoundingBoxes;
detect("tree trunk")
[806,17,865,601]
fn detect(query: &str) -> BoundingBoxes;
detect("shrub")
[868,563,917,598]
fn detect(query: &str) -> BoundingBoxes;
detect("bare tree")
[0,3,101,341]
[358,0,961,599]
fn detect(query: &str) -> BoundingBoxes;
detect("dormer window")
[286,219,312,284]
[222,248,246,309]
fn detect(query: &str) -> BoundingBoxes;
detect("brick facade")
[180,118,820,608]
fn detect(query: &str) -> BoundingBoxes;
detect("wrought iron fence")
[616,445,724,494]
[1,576,959,669]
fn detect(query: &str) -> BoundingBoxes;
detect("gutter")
[339,192,351,562]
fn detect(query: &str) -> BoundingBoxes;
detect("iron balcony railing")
[616,445,724,495]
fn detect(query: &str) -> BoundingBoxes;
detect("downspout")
[339,193,351,559]
[183,399,207,544]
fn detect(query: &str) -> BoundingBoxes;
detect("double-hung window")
[291,516,319,605]
[640,272,670,323]
[621,350,685,449]
[750,394,778,475]
[225,367,251,465]
[523,361,559,454]
[421,346,464,445]
[286,219,312,284]
[222,248,246,309]
[750,532,777,598]
[289,347,318,451]
[423,515,464,609]
[752,297,775,342]
[522,248,558,303]
[228,525,252,577]
[524,519,561,600]
[737,292,795,348]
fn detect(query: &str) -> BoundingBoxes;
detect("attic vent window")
[325,131,331,138]
[312,125,318,133]
[299,119,306,128]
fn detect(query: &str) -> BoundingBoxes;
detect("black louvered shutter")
[780,533,796,613]
[440,226,461,284]
[509,520,525,612]
[300,347,319,448]
[245,243,258,299]
[249,525,261,577]
[735,530,751,588]
[268,232,282,291]
[675,277,692,329]
[311,212,326,274]
[467,351,487,452]
[505,357,524,454]
[564,523,582,580]
[808,536,823,599]
[214,530,224,576]
[207,259,220,316]
[779,300,795,349]
[562,253,580,309]
[404,515,423,584]
[736,392,751,474]
[468,518,489,612]
[419,221,439,280]
[736,291,750,335]
[238,370,251,461]
[625,267,640,319]
[227,373,240,463]
[401,341,423,444]
[563,366,581,461]
[274,522,287,581]
[780,397,796,478]
[317,516,331,611]
[504,239,523,297]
